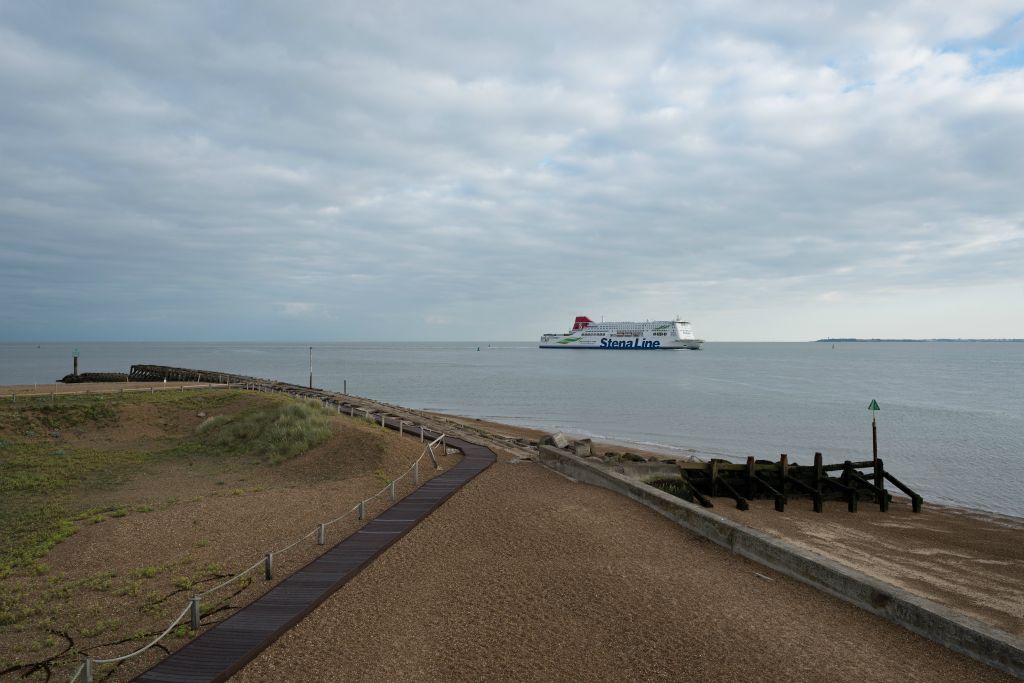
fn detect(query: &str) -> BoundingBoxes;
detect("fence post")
[358,500,365,520]
[190,595,201,630]
[380,414,385,427]
[399,421,404,436]
[264,553,273,580]
[413,461,419,485]
[317,523,326,545]
[389,480,396,502]
[441,435,447,454]
[350,406,355,416]
[82,655,94,683]
[420,427,424,442]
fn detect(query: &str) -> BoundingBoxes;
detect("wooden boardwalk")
[133,416,495,683]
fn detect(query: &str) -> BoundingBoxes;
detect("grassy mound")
[195,399,334,464]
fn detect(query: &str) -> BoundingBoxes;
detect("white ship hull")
[539,316,703,350]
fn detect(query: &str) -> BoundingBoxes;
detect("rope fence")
[67,389,450,683]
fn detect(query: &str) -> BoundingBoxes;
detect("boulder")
[573,439,593,457]
[550,432,571,449]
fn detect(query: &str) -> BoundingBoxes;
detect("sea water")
[1,341,1021,518]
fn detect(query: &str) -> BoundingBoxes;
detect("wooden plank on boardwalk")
[133,430,494,683]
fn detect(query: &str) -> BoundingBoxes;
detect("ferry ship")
[540,316,703,350]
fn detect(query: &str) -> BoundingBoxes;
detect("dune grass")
[194,399,334,464]
[0,390,332,578]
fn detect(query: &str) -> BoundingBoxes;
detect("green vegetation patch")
[0,394,118,437]
[0,390,333,578]
[193,398,334,464]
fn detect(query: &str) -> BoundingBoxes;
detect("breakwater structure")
[64,365,496,683]
[651,453,923,514]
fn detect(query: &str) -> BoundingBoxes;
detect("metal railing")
[67,392,448,683]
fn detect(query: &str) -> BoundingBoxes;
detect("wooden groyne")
[651,452,923,513]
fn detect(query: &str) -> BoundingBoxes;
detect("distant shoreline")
[816,338,1024,343]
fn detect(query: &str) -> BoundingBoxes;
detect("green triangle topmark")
[868,399,880,411]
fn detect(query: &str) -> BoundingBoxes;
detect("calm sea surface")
[2,341,1021,518]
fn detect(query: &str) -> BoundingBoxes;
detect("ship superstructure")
[540,316,703,350]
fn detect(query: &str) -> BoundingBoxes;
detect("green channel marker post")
[73,347,79,377]
[868,399,880,463]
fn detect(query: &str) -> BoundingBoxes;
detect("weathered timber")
[58,372,129,383]
[715,475,749,511]
[753,474,786,512]
[663,450,921,514]
[785,474,824,513]
[874,459,889,512]
[778,453,788,498]
[746,456,756,499]
[678,477,714,508]
[884,471,924,513]
[847,470,889,504]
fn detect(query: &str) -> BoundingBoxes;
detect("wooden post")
[709,460,719,497]
[83,656,93,683]
[779,454,788,497]
[264,553,273,580]
[813,452,823,492]
[317,523,326,545]
[746,456,756,499]
[389,481,396,502]
[309,347,313,389]
[813,452,824,512]
[358,500,365,520]
[413,461,419,485]
[190,595,201,630]
[872,414,878,463]
[874,458,888,511]
[844,461,858,512]
[344,379,347,394]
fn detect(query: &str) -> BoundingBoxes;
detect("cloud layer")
[2,2,1022,340]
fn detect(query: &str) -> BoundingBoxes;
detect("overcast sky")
[1,2,1022,341]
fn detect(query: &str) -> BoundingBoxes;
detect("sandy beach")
[423,409,1024,638]
[234,445,1015,682]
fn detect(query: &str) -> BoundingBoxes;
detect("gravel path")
[233,453,1013,682]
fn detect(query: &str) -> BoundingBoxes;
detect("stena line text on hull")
[539,316,703,350]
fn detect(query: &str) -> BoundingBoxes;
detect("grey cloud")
[1,2,1022,341]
